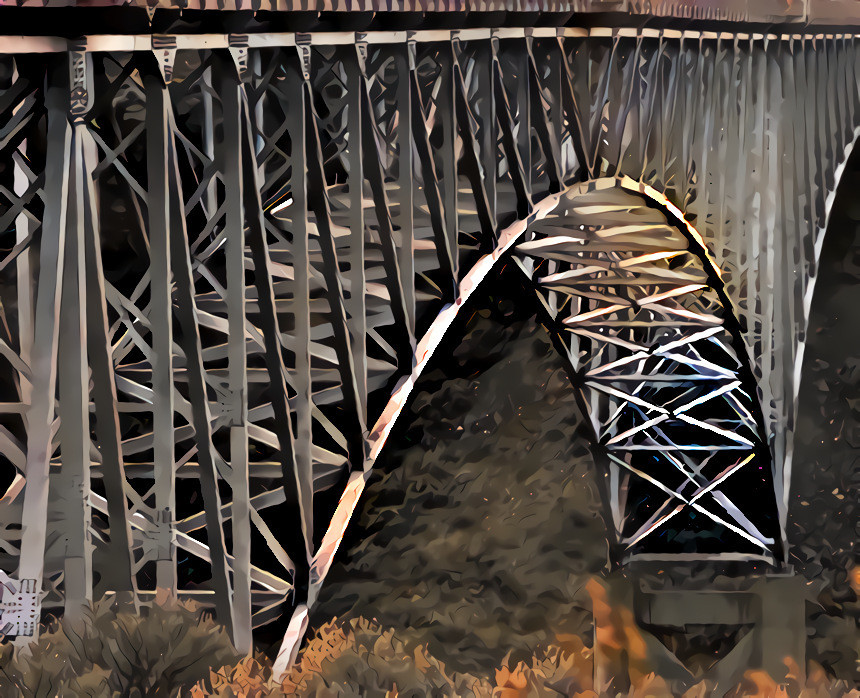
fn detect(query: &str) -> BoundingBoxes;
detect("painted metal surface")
[0,0,857,26]
[0,28,854,672]
[517,177,780,562]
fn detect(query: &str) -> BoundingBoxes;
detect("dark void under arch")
[789,135,860,580]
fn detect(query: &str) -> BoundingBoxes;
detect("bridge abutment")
[594,566,808,693]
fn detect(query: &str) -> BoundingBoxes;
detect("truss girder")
[515,178,781,562]
[0,30,852,662]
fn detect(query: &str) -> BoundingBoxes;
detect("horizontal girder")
[1,0,860,27]
[0,27,859,56]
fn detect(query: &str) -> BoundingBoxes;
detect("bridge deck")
[0,0,860,29]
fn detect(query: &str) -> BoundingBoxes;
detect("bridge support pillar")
[592,567,808,694]
[759,575,807,684]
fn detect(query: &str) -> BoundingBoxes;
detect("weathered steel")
[356,51,414,370]
[15,61,71,637]
[0,26,855,682]
[145,70,178,595]
[2,0,858,27]
[83,123,138,610]
[393,44,416,334]
[167,106,237,641]
[220,54,253,654]
[56,123,93,620]
[345,46,369,423]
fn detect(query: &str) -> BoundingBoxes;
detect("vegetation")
[310,293,608,676]
[0,596,240,697]
[1,602,857,697]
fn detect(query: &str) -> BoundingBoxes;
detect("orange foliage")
[189,618,860,698]
[849,566,860,595]
[196,656,272,698]
[586,577,654,687]
[187,591,859,698]
[493,661,532,697]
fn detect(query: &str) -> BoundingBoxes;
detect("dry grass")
[199,615,858,698]
[0,599,856,697]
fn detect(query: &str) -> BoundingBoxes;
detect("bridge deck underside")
[3,1,860,26]
[0,29,855,647]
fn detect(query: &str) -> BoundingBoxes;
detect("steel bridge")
[0,0,858,688]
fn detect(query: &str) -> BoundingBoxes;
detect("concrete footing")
[592,565,808,695]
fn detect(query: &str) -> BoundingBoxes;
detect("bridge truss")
[0,26,856,666]
[517,178,780,562]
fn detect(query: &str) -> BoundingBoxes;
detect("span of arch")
[273,174,783,674]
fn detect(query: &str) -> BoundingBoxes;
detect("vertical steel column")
[13,113,34,412]
[557,37,591,180]
[16,55,73,642]
[476,39,497,234]
[526,38,563,192]
[394,43,416,334]
[345,44,368,416]
[144,69,177,594]
[239,50,309,602]
[82,118,138,610]
[356,44,413,369]
[202,65,218,218]
[451,40,496,244]
[436,41,458,284]
[408,42,455,286]
[491,37,532,217]
[301,43,366,465]
[546,40,568,182]
[219,52,252,654]
[289,42,315,582]
[56,115,93,621]
[164,78,236,638]
[515,38,532,192]
[267,48,316,675]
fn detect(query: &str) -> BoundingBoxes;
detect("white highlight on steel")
[270,196,293,215]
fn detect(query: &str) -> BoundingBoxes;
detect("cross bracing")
[0,27,856,673]
[516,178,780,561]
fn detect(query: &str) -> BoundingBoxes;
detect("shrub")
[493,642,595,698]
[194,656,274,698]
[0,596,241,698]
[279,617,492,697]
[1,604,857,698]
[199,617,493,697]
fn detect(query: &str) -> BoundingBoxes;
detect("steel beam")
[16,58,72,643]
[144,69,178,595]
[220,53,253,654]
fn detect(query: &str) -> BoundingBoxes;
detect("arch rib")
[273,174,787,677]
[271,187,566,680]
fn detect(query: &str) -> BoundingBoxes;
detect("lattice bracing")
[0,28,854,675]
[516,178,781,561]
[0,55,50,579]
